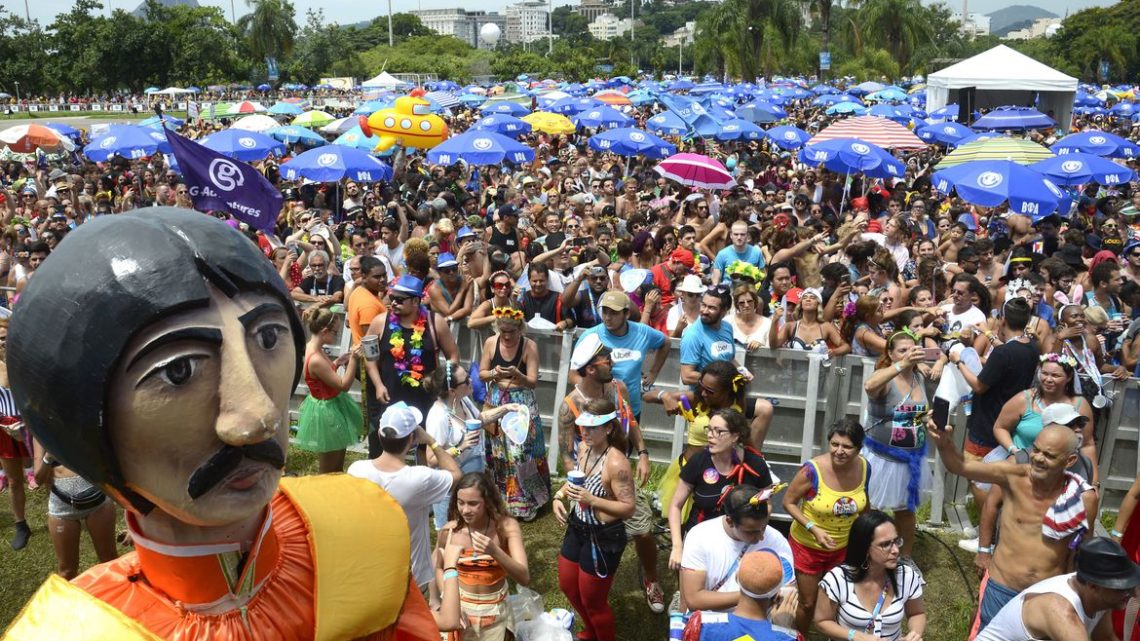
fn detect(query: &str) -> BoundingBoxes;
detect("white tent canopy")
[362,71,409,89]
[926,45,1078,132]
[148,87,195,95]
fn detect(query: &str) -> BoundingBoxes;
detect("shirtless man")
[929,423,1097,637]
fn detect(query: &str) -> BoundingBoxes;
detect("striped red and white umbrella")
[655,153,736,190]
[808,115,926,150]
[225,100,268,115]
[0,124,76,153]
[595,89,632,107]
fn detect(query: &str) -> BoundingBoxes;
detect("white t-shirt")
[680,516,794,598]
[941,304,987,349]
[425,398,483,471]
[346,461,453,587]
[820,564,924,641]
[375,241,405,275]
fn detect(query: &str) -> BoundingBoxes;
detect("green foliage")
[835,48,900,81]
[238,0,297,62]
[358,35,493,82]
[551,6,592,48]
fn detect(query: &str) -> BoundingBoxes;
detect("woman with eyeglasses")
[667,408,773,570]
[727,283,770,352]
[814,510,926,641]
[294,307,364,474]
[478,308,550,520]
[425,364,522,529]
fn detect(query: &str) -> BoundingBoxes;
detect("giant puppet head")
[8,207,305,525]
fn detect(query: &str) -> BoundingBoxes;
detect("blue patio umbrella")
[1030,153,1136,186]
[43,122,82,140]
[645,111,690,136]
[765,125,812,150]
[353,100,393,116]
[572,106,634,131]
[472,114,533,138]
[826,102,867,116]
[1051,131,1139,159]
[867,104,913,123]
[257,83,272,91]
[915,122,973,146]
[690,115,724,139]
[459,93,487,107]
[332,126,389,155]
[199,129,285,161]
[1111,102,1137,118]
[811,84,838,95]
[627,89,655,106]
[547,96,603,115]
[714,119,764,142]
[268,101,304,116]
[932,160,1063,218]
[139,115,183,130]
[480,101,531,117]
[799,138,904,179]
[971,106,1054,130]
[83,125,171,160]
[281,145,393,182]
[424,91,460,110]
[668,79,695,91]
[588,128,675,159]
[266,125,327,146]
[736,101,787,124]
[867,88,908,102]
[1075,91,1104,107]
[428,131,535,166]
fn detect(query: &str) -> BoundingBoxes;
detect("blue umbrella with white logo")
[268,101,304,116]
[915,122,973,146]
[645,111,690,137]
[426,130,535,166]
[799,138,904,179]
[280,145,393,182]
[265,125,327,147]
[587,127,675,159]
[932,159,1063,218]
[199,129,285,161]
[573,106,635,131]
[83,125,171,161]
[714,119,765,142]
[971,106,1054,130]
[1030,153,1136,186]
[471,114,533,138]
[479,101,531,117]
[765,125,811,150]
[1051,131,1139,159]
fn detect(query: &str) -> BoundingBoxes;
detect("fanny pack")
[51,482,106,512]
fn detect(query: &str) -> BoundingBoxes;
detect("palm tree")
[238,0,298,62]
[693,0,799,80]
[805,0,834,76]
[853,0,932,73]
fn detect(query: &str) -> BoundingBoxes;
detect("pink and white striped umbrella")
[808,115,926,150]
[655,153,736,190]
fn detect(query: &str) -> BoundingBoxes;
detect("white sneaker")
[958,537,979,553]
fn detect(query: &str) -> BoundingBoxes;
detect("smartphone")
[923,347,942,362]
[573,237,589,247]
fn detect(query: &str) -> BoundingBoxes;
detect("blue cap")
[437,252,458,269]
[392,275,425,297]
[457,225,476,239]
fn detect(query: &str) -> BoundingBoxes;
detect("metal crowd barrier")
[291,313,1139,527]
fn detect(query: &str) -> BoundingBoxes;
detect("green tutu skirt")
[294,393,364,453]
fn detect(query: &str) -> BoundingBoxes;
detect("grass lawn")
[0,111,188,122]
[0,448,979,639]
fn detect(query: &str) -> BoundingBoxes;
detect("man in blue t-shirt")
[680,288,740,385]
[577,290,670,419]
[713,221,765,285]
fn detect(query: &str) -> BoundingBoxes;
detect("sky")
[10,0,1121,28]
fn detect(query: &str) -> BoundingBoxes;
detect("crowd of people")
[1,78,1140,641]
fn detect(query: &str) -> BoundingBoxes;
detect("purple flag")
[166,129,282,233]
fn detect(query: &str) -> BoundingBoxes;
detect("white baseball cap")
[1041,403,1086,428]
[379,402,424,438]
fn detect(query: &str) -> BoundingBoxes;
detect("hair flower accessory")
[1040,353,1078,368]
[841,301,857,319]
[748,483,789,506]
[492,306,524,321]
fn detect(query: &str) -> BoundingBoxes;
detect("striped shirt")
[820,564,923,641]
[0,385,19,418]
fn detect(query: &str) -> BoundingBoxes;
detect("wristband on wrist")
[804,520,816,531]
[1112,529,1124,538]
[894,362,903,374]
[638,449,650,457]
[977,545,993,554]
[443,569,459,581]
[847,629,857,641]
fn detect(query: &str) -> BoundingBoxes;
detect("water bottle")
[668,611,685,641]
[963,395,973,417]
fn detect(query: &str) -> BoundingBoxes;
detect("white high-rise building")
[411,8,507,49]
[505,1,549,44]
[588,13,635,40]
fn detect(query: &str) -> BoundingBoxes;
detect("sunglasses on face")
[391,295,414,304]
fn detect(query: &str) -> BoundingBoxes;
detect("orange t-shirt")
[348,285,386,345]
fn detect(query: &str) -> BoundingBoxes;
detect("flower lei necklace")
[389,307,428,387]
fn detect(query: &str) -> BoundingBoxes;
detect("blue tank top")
[688,611,796,641]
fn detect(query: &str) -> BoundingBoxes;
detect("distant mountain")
[986,5,1057,35]
[131,0,200,19]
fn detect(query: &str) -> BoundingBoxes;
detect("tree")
[239,0,298,62]
[690,0,800,79]
[551,6,591,47]
[289,10,337,82]
[852,0,933,74]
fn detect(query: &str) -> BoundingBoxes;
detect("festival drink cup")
[361,335,381,361]
[465,419,483,433]
[567,470,587,511]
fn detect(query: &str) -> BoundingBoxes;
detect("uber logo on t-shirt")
[610,347,642,363]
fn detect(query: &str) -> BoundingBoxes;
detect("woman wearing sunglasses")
[467,270,517,331]
[815,510,926,641]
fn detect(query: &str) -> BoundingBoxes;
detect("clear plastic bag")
[506,585,544,622]
[514,619,573,641]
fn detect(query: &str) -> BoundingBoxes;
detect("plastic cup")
[465,419,482,433]
[567,470,586,487]
[360,335,381,361]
